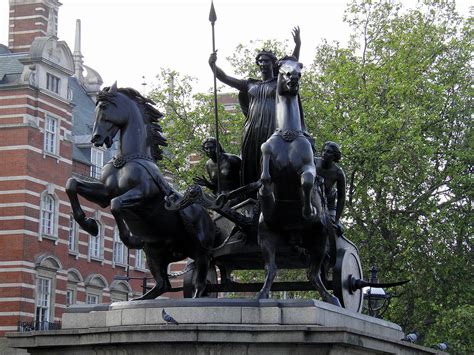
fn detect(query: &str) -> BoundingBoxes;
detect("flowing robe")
[240,78,277,185]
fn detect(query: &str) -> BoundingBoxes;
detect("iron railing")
[17,320,61,332]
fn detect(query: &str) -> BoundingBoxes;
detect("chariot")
[179,195,365,313]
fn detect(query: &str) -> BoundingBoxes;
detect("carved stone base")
[7,299,441,355]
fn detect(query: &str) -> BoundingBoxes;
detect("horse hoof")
[192,288,206,298]
[303,206,317,221]
[132,292,154,301]
[127,236,145,249]
[82,218,98,236]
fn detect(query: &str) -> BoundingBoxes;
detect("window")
[35,277,51,327]
[68,214,78,252]
[113,228,126,265]
[85,275,105,304]
[89,232,101,259]
[40,194,55,236]
[66,289,75,306]
[224,103,236,111]
[86,294,98,304]
[67,87,73,101]
[44,116,58,155]
[135,250,146,269]
[46,73,60,94]
[90,148,104,180]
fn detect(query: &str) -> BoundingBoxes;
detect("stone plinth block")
[7,299,443,355]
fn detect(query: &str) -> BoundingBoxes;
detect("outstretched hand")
[193,176,214,189]
[292,26,301,46]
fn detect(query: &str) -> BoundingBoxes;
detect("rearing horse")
[257,57,340,306]
[66,83,215,299]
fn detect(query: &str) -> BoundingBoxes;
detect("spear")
[209,0,221,194]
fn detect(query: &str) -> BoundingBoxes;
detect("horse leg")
[110,188,146,249]
[258,142,275,218]
[307,234,341,307]
[257,219,278,299]
[188,206,215,249]
[301,169,317,219]
[189,213,214,297]
[65,178,110,236]
[133,247,170,300]
[192,252,211,298]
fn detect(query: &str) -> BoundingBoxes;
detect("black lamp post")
[363,266,390,318]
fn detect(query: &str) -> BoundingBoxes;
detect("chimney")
[8,0,62,53]
[73,19,83,80]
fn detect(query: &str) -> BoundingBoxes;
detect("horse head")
[277,56,303,96]
[91,82,127,148]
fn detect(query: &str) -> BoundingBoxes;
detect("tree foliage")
[303,0,472,351]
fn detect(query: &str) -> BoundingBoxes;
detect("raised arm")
[209,52,247,91]
[291,26,301,60]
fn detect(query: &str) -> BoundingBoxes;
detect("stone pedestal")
[7,299,442,354]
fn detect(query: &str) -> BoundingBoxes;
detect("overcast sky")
[0,0,471,94]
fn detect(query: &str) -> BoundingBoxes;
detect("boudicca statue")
[64,23,407,311]
[209,27,302,186]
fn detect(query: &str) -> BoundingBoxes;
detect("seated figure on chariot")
[194,137,241,196]
[314,141,346,235]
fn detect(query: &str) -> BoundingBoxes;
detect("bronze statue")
[256,56,340,306]
[66,83,216,299]
[315,141,346,232]
[209,27,301,185]
[194,137,241,195]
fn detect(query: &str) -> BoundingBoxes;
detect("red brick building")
[0,0,185,336]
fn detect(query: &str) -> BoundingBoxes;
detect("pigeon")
[401,331,418,343]
[432,343,448,351]
[162,309,179,325]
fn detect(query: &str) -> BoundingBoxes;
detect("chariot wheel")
[182,262,218,298]
[333,248,364,313]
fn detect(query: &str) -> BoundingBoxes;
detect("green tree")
[303,0,472,351]
[148,69,244,189]
[226,39,292,78]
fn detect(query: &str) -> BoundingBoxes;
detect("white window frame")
[40,194,55,237]
[46,73,60,94]
[135,250,146,270]
[86,294,99,305]
[90,147,104,180]
[113,228,126,266]
[68,213,78,252]
[44,115,58,155]
[35,277,51,327]
[66,289,75,306]
[89,233,101,259]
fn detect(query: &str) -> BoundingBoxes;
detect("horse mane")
[98,87,167,161]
